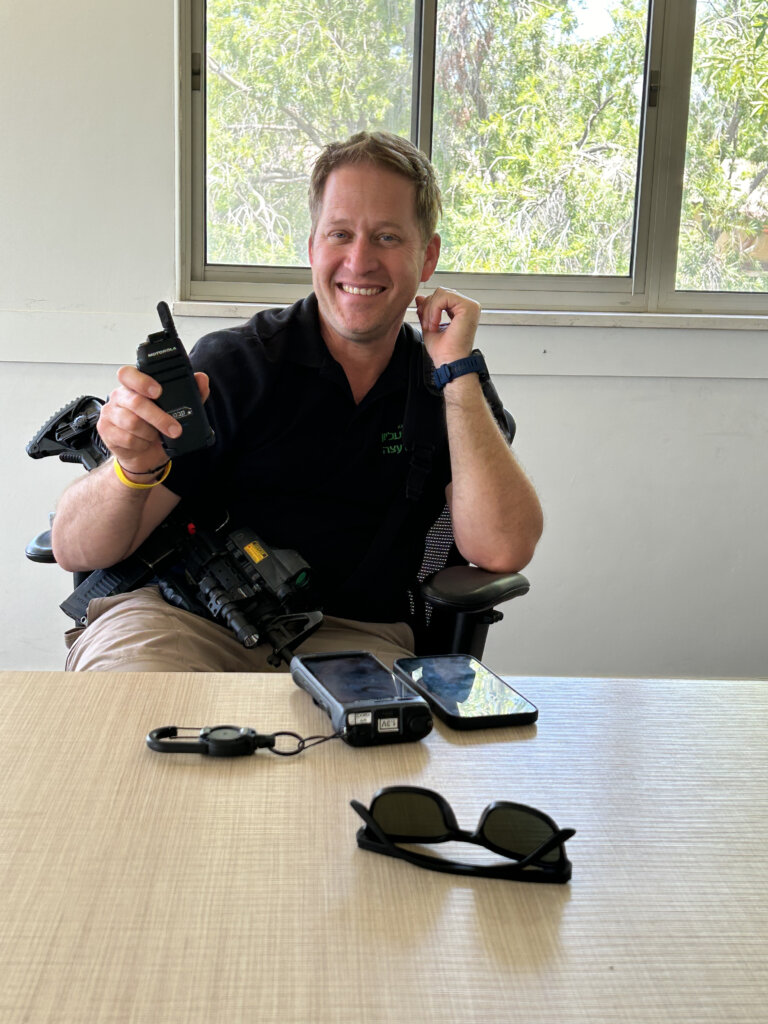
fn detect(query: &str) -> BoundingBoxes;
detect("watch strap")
[432,350,489,390]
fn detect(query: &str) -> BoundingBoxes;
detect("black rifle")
[59,508,322,666]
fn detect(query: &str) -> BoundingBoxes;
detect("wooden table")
[1,671,766,1023]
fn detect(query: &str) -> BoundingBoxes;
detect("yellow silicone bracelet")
[113,458,172,490]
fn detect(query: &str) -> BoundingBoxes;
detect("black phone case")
[393,656,538,730]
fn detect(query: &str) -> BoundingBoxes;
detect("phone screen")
[301,653,412,703]
[395,655,537,723]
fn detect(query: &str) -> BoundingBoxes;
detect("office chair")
[26,396,529,660]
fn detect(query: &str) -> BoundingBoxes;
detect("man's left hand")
[415,288,481,367]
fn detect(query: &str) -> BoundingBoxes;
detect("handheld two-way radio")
[136,301,215,458]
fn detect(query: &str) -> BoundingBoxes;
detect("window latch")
[192,53,202,92]
[647,69,660,108]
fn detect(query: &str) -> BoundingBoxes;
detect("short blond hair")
[309,131,442,245]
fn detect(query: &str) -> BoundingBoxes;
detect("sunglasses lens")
[482,807,560,863]
[371,791,450,840]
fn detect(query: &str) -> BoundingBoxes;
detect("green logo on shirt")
[381,424,404,456]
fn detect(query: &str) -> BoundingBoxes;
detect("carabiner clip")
[146,725,276,757]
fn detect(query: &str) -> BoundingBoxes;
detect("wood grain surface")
[1,672,766,1023]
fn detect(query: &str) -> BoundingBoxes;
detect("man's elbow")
[51,520,107,574]
[50,532,88,574]
[459,516,543,575]
[475,541,538,575]
[463,534,541,576]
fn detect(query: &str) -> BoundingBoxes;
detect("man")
[53,131,543,671]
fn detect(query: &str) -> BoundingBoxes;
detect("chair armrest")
[420,565,529,613]
[26,529,57,564]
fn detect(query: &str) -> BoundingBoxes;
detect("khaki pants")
[64,585,415,672]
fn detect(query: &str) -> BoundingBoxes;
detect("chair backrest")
[407,505,468,654]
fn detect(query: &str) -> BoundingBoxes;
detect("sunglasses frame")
[350,786,574,884]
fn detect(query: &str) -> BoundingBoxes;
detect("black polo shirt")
[165,295,451,622]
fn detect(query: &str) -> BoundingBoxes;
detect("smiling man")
[52,131,543,672]
[309,161,440,359]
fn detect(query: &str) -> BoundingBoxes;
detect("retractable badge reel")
[146,725,338,757]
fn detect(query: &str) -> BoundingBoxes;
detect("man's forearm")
[444,375,543,573]
[51,460,171,572]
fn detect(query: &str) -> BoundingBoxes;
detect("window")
[181,0,768,315]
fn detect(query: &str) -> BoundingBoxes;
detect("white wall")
[2,2,767,676]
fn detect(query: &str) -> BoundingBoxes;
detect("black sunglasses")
[350,786,575,883]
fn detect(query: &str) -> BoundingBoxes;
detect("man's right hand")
[51,364,209,572]
[98,366,211,474]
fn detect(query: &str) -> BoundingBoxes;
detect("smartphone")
[290,651,433,746]
[393,655,538,729]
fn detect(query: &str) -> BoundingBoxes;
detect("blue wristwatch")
[432,350,489,390]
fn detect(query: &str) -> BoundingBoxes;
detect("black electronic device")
[136,301,215,458]
[393,655,538,729]
[290,651,433,747]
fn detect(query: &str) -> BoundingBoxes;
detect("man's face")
[308,163,440,351]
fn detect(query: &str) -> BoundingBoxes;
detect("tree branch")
[207,56,252,95]
[575,94,615,150]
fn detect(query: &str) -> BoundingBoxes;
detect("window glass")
[431,0,649,276]
[195,0,768,314]
[206,0,416,267]
[676,0,768,293]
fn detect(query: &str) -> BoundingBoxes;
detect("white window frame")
[177,0,768,320]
